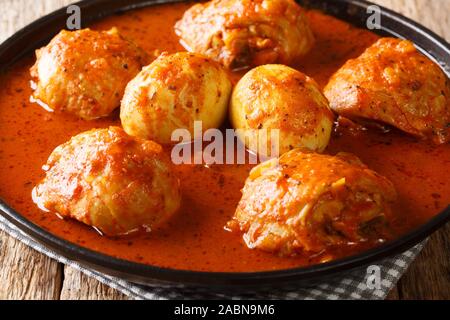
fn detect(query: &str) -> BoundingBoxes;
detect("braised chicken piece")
[324,38,450,144]
[227,149,397,257]
[230,64,334,156]
[30,28,149,120]
[121,52,232,144]
[175,0,315,70]
[33,127,181,236]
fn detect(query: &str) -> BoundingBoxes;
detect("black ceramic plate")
[0,0,449,288]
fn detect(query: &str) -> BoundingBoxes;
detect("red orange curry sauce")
[0,2,449,272]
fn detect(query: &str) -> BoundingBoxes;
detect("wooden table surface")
[0,0,449,300]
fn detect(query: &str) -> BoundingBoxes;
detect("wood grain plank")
[385,287,400,300]
[0,230,62,299]
[0,0,74,42]
[59,267,128,300]
[371,0,450,41]
[397,223,450,300]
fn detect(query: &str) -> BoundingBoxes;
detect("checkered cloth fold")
[0,214,424,300]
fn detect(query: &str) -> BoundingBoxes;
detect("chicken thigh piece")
[324,38,450,144]
[33,127,181,236]
[175,0,315,69]
[227,149,397,257]
[31,28,149,120]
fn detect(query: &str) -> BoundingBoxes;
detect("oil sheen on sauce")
[0,2,449,272]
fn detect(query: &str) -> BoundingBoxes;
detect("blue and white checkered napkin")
[0,214,424,300]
